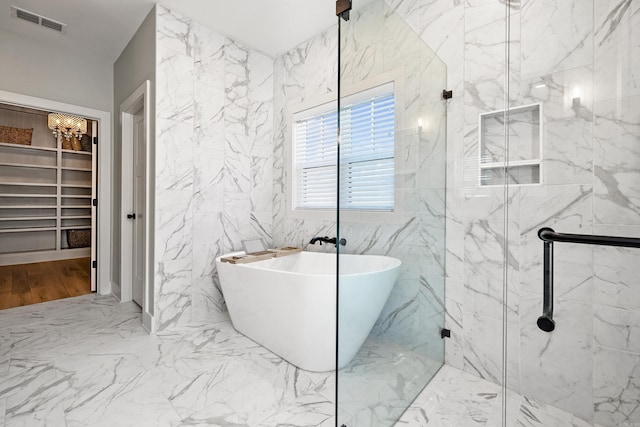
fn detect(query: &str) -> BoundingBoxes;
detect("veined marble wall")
[154,6,273,330]
[385,0,640,425]
[272,0,448,365]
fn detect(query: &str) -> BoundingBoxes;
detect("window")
[292,83,395,211]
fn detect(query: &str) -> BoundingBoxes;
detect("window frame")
[286,68,406,224]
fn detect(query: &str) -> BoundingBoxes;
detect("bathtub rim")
[215,251,402,278]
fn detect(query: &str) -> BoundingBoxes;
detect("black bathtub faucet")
[309,236,346,247]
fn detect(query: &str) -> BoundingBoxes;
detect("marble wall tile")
[250,211,273,245]
[462,312,520,392]
[522,66,594,186]
[155,189,193,262]
[156,258,193,330]
[156,118,194,194]
[465,0,519,33]
[594,0,640,103]
[445,199,464,282]
[593,346,640,426]
[191,211,225,322]
[594,304,640,354]
[593,225,640,311]
[521,0,593,78]
[340,1,384,85]
[192,22,226,89]
[444,278,464,371]
[519,291,594,420]
[464,16,518,128]
[155,7,274,330]
[193,146,224,213]
[519,185,593,302]
[417,100,448,190]
[461,185,518,221]
[193,83,224,133]
[463,218,519,322]
[156,7,195,123]
[251,156,273,212]
[594,95,640,225]
[416,274,446,360]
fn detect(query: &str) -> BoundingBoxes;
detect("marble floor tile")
[396,365,601,427]
[0,294,607,427]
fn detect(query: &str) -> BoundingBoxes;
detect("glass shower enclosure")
[335,0,448,425]
[332,0,639,426]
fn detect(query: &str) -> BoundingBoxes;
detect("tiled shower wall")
[154,6,274,329]
[385,0,640,425]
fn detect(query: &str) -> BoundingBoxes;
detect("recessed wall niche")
[479,103,542,186]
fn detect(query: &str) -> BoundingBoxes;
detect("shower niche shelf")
[479,103,542,187]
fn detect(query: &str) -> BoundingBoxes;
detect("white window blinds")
[293,84,395,211]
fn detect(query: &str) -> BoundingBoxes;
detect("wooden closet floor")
[0,257,91,310]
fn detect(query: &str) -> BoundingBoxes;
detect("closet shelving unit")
[0,136,93,265]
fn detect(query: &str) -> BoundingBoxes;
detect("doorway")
[0,103,95,308]
[120,80,151,332]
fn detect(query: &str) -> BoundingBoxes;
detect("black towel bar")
[537,227,640,332]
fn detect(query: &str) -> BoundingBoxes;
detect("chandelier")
[47,112,87,141]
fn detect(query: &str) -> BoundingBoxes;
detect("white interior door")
[132,109,145,307]
[90,121,97,292]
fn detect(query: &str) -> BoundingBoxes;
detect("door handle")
[127,213,136,220]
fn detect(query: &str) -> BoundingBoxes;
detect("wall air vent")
[11,6,67,34]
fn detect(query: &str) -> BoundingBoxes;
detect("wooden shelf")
[61,215,91,220]
[0,162,57,170]
[0,205,57,209]
[61,195,91,199]
[61,166,92,172]
[0,216,57,221]
[61,149,91,156]
[0,227,56,234]
[61,184,92,188]
[0,142,57,152]
[61,226,91,231]
[0,194,56,198]
[0,182,57,188]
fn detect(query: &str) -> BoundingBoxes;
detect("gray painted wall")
[113,6,156,305]
[0,28,113,113]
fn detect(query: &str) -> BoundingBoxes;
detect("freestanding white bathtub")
[216,251,401,372]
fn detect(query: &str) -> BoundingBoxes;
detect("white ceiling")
[0,0,368,61]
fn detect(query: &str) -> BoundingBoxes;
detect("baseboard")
[142,311,154,334]
[110,281,121,302]
[0,248,91,266]
[110,281,122,300]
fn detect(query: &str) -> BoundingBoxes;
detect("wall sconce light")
[47,112,87,141]
[572,97,581,109]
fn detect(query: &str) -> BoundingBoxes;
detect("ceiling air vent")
[41,18,64,33]
[11,6,67,34]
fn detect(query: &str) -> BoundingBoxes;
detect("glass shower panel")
[335,0,448,425]
[508,0,640,426]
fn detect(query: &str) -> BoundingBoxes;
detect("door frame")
[120,80,152,332]
[0,89,112,295]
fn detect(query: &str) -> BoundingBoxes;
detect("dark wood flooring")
[0,257,91,310]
